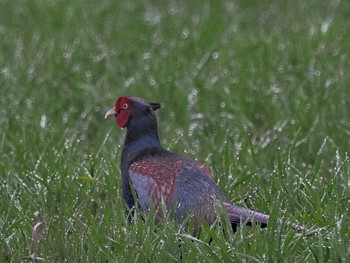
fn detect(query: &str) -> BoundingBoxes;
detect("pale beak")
[105,108,117,119]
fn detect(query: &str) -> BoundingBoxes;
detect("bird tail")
[223,202,269,229]
[224,202,305,231]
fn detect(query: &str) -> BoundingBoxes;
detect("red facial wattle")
[116,111,130,127]
[114,97,134,128]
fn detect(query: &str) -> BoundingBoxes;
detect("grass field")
[1,0,350,262]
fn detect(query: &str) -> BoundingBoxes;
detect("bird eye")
[122,103,129,110]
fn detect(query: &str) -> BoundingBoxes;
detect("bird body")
[129,150,228,225]
[106,96,269,232]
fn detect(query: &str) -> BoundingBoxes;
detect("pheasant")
[105,96,270,233]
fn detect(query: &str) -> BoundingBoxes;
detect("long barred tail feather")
[224,202,305,231]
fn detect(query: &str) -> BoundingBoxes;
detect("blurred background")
[1,0,350,261]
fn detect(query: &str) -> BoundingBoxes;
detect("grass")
[1,0,350,261]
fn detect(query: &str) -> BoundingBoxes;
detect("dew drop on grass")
[188,122,198,137]
[335,150,341,168]
[181,28,190,39]
[63,51,72,60]
[187,88,198,108]
[40,115,47,129]
[62,113,68,124]
[26,98,33,109]
[212,51,219,60]
[73,64,80,72]
[124,76,135,88]
[1,66,10,78]
[152,33,162,45]
[190,113,203,120]
[143,52,151,60]
[321,19,332,33]
[85,71,91,78]
[64,139,70,149]
[148,78,156,86]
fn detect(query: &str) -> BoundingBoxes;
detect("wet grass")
[1,0,350,262]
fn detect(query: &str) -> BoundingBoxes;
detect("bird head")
[105,96,161,128]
